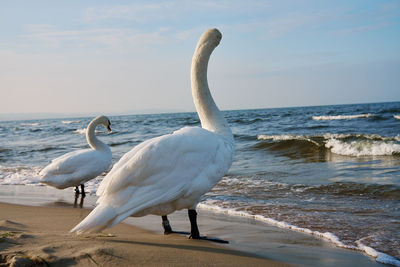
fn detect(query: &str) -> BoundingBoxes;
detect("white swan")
[40,115,112,196]
[71,29,234,241]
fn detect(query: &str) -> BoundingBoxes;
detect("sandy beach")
[0,185,387,267]
[0,202,288,267]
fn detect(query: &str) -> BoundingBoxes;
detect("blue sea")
[1,102,399,265]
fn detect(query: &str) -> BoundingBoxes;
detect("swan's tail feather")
[70,205,117,234]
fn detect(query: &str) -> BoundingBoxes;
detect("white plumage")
[40,115,112,190]
[71,28,234,236]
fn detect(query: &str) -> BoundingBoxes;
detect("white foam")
[257,134,320,146]
[323,133,399,142]
[62,120,80,124]
[197,201,355,249]
[0,165,105,195]
[0,166,42,185]
[356,241,400,266]
[73,128,105,135]
[325,138,400,156]
[74,128,87,134]
[198,201,400,266]
[312,114,372,121]
[82,174,106,194]
[20,122,40,126]
[394,115,400,120]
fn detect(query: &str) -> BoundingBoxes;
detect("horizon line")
[1,100,399,122]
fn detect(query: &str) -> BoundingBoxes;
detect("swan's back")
[40,148,112,189]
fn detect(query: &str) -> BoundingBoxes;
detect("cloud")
[22,24,173,51]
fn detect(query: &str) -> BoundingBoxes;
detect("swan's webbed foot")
[80,184,86,197]
[188,209,229,244]
[161,216,190,235]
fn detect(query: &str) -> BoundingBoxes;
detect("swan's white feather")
[40,149,112,189]
[71,126,233,233]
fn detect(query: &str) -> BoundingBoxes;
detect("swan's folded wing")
[97,127,231,203]
[40,149,111,182]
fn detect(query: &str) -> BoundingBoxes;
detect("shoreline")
[0,185,387,267]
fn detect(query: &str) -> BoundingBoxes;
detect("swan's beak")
[107,125,112,133]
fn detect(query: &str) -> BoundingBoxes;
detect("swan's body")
[40,116,112,192]
[71,29,234,238]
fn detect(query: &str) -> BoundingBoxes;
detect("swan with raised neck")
[191,28,233,142]
[70,29,234,241]
[86,115,112,152]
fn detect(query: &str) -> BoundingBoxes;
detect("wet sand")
[0,185,387,266]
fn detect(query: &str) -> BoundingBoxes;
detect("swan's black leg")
[75,186,80,196]
[161,216,189,235]
[162,216,173,234]
[188,209,229,244]
[80,184,86,197]
[79,194,84,208]
[73,194,79,208]
[188,209,200,239]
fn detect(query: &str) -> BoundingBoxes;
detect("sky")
[1,0,399,119]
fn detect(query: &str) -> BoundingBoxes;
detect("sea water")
[1,102,399,265]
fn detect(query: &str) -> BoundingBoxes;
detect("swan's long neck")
[191,40,233,141]
[86,119,109,151]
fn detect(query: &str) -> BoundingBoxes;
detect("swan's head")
[94,115,112,133]
[197,28,222,51]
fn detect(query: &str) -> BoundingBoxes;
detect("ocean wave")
[256,133,400,157]
[326,138,400,156]
[303,182,400,200]
[73,128,106,135]
[20,122,40,126]
[74,128,87,134]
[0,165,105,195]
[323,133,400,142]
[62,120,81,124]
[394,115,400,120]
[312,114,372,121]
[257,134,320,146]
[0,166,42,185]
[233,118,263,125]
[197,202,400,266]
[109,140,135,147]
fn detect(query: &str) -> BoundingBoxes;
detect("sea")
[1,102,399,266]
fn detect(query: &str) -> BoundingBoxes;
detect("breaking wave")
[20,122,40,126]
[257,133,400,157]
[312,114,372,121]
[62,120,80,124]
[73,128,87,134]
[325,138,400,157]
[73,128,107,135]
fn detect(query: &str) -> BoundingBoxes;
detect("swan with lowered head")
[40,115,113,196]
[71,29,234,242]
